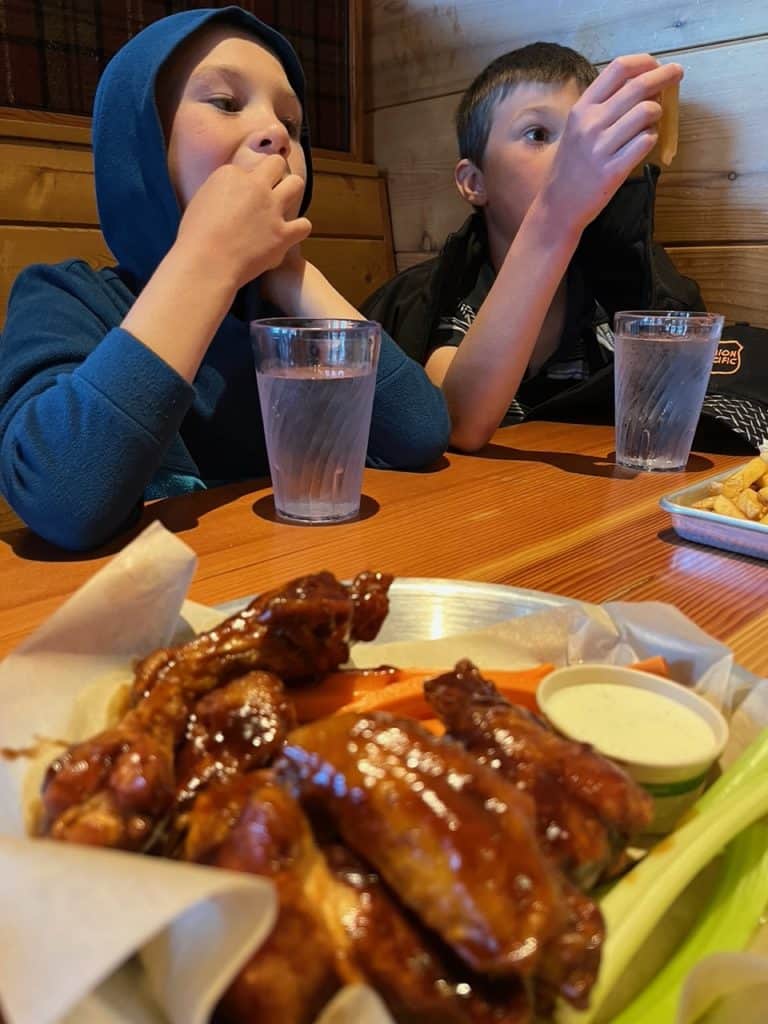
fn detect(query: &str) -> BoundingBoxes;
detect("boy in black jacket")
[363,44,707,451]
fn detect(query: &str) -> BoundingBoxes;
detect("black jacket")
[362,166,705,426]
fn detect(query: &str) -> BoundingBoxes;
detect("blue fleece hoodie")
[0,6,449,551]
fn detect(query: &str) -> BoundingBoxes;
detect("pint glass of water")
[251,318,381,522]
[613,311,724,472]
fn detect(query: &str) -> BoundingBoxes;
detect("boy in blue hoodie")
[0,6,450,550]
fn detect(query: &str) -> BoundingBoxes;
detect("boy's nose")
[251,120,291,159]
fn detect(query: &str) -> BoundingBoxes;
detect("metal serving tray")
[216,577,580,643]
[660,466,768,561]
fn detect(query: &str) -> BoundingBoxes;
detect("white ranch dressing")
[546,683,716,765]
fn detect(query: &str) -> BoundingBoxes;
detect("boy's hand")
[539,54,683,235]
[175,154,312,292]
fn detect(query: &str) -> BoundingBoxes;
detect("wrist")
[260,254,308,309]
[526,186,586,253]
[165,238,241,305]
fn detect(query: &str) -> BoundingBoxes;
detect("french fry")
[689,457,768,528]
[657,79,680,167]
[721,457,768,498]
[736,488,764,520]
[713,494,748,520]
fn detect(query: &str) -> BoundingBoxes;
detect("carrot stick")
[629,655,670,678]
[337,677,432,718]
[293,658,668,725]
[337,665,555,718]
[291,666,402,723]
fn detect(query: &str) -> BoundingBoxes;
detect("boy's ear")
[455,158,487,207]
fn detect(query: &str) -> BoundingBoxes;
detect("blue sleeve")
[0,263,195,550]
[366,331,450,470]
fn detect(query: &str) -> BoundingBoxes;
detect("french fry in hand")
[657,79,680,166]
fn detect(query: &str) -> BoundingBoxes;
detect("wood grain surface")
[367,0,768,111]
[1,422,766,674]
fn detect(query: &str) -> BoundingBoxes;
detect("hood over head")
[92,6,313,287]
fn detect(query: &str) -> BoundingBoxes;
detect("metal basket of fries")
[660,447,768,560]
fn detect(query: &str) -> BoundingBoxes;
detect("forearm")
[263,258,364,320]
[442,197,581,451]
[0,329,194,550]
[121,243,238,382]
[367,335,451,469]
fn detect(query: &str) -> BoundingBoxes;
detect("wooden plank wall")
[366,0,768,327]
[0,110,396,324]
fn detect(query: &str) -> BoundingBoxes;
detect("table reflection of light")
[670,544,761,599]
[671,546,715,575]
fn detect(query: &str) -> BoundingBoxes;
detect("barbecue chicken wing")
[185,769,532,1024]
[324,843,532,1024]
[535,881,604,1010]
[278,711,569,978]
[184,772,350,1024]
[40,572,390,851]
[425,660,653,886]
[40,678,188,848]
[175,671,296,807]
[131,571,393,703]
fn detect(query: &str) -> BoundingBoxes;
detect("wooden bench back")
[0,110,395,324]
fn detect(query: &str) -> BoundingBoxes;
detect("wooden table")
[1,422,766,673]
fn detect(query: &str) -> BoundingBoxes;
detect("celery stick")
[695,727,768,813]
[557,729,768,1024]
[593,728,768,933]
[610,819,768,1024]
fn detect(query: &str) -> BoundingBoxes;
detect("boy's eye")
[523,125,550,143]
[208,95,241,113]
[281,117,301,139]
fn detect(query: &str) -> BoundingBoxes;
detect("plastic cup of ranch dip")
[537,664,729,834]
